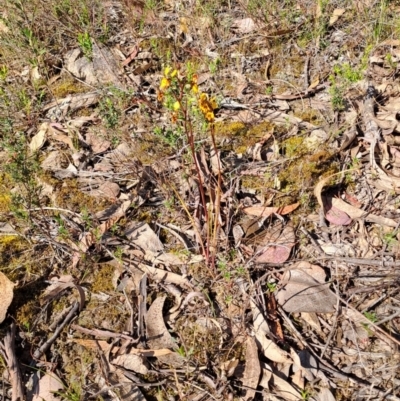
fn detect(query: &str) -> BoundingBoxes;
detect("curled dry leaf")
[270,371,301,401]
[324,205,352,225]
[125,222,164,253]
[85,130,111,154]
[243,202,299,218]
[29,122,48,153]
[314,173,398,227]
[276,262,336,313]
[233,17,256,34]
[108,370,146,401]
[329,8,346,26]
[255,220,295,264]
[112,354,148,375]
[0,272,14,323]
[88,181,120,199]
[254,334,292,364]
[145,296,184,367]
[317,388,336,401]
[31,372,63,401]
[240,337,260,401]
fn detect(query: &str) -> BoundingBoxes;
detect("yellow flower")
[191,83,199,94]
[171,69,178,78]
[164,66,172,76]
[205,111,215,122]
[160,77,170,90]
[173,101,180,111]
[210,97,218,109]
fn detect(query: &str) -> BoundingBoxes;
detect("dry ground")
[1,0,400,400]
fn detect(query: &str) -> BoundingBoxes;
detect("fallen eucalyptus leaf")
[0,272,14,323]
[276,262,336,313]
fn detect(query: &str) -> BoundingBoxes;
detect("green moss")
[91,264,115,293]
[49,76,88,98]
[54,179,110,213]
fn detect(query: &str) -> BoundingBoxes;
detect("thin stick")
[0,323,24,401]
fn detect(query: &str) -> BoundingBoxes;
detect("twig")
[0,323,24,401]
[33,302,79,360]
[278,306,400,400]
[71,324,139,342]
[138,274,147,341]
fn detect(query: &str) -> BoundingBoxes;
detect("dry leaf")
[145,296,184,366]
[276,262,336,313]
[255,220,295,264]
[92,41,124,88]
[317,388,336,401]
[112,354,148,375]
[88,181,120,199]
[125,222,164,253]
[107,370,146,401]
[259,363,273,388]
[240,337,260,401]
[332,197,397,227]
[270,371,301,401]
[41,151,64,171]
[324,202,352,226]
[234,18,256,34]
[329,8,346,26]
[0,272,14,323]
[255,334,292,364]
[85,130,111,154]
[243,203,299,218]
[71,339,110,352]
[30,122,48,153]
[32,372,63,401]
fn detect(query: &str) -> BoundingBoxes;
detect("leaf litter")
[2,1,400,401]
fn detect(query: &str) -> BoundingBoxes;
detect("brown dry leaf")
[270,371,301,401]
[329,8,346,26]
[259,363,273,388]
[145,296,184,366]
[240,337,260,401]
[324,200,352,226]
[64,48,96,84]
[71,196,133,266]
[71,339,110,352]
[108,369,146,401]
[244,203,299,218]
[0,272,14,323]
[92,41,124,88]
[139,262,192,286]
[276,262,336,313]
[30,122,48,153]
[85,130,111,154]
[41,151,64,171]
[32,372,63,401]
[112,354,148,375]
[88,181,120,199]
[48,124,77,150]
[233,17,256,34]
[41,275,75,303]
[125,222,164,253]
[332,197,397,228]
[255,220,295,264]
[255,334,292,364]
[317,387,336,401]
